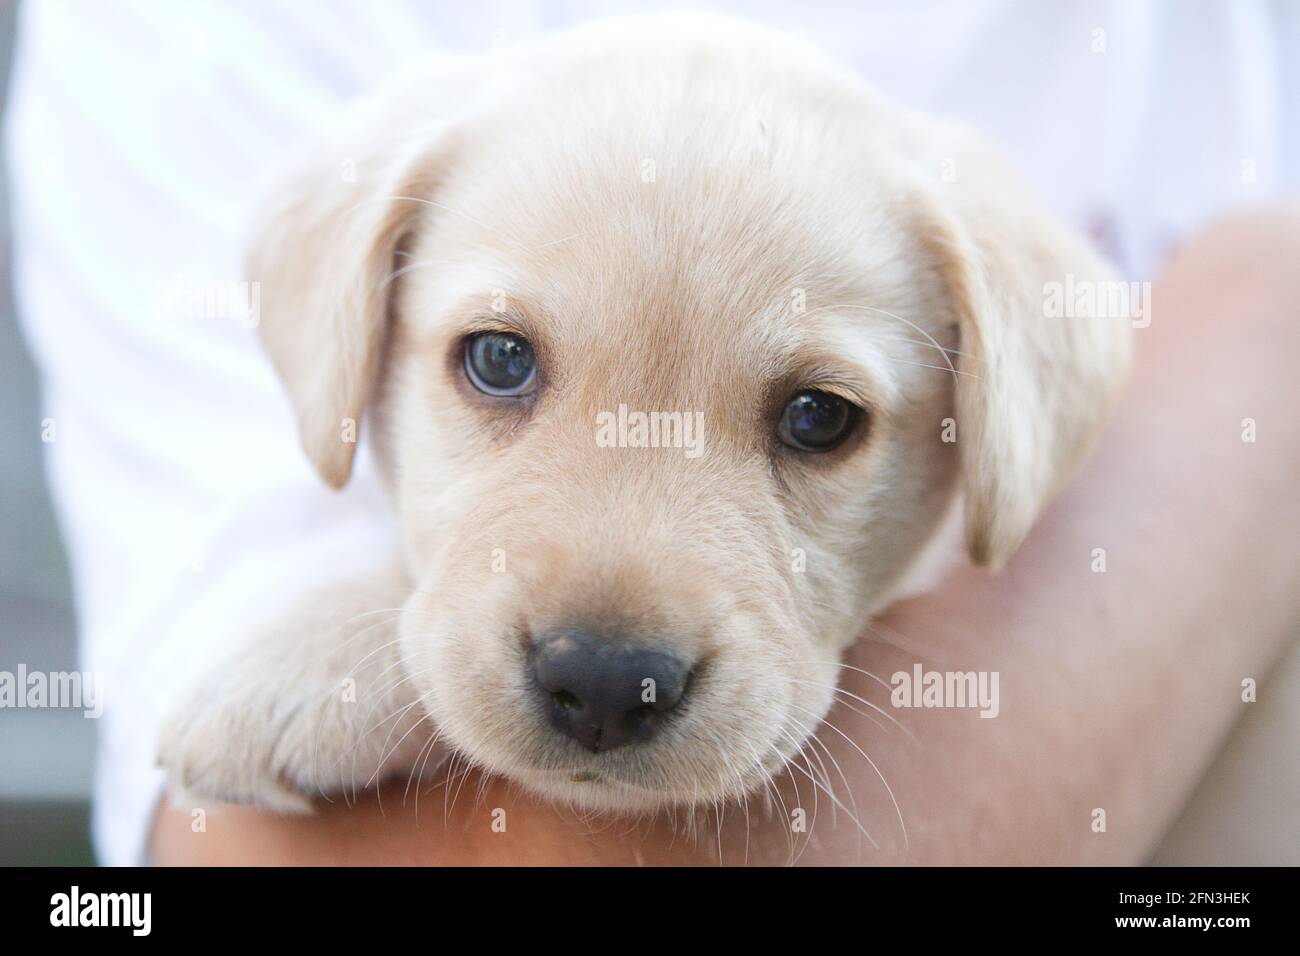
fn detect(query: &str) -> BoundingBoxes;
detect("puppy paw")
[157,563,438,811]
[157,674,334,813]
[157,656,433,813]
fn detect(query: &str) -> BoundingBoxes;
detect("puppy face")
[249,20,1130,811]
[373,108,962,808]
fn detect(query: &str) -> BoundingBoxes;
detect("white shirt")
[7,0,1297,866]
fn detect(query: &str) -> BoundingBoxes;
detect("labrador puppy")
[158,16,1131,815]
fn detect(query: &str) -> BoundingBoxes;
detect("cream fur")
[158,15,1131,812]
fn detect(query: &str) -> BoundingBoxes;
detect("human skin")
[152,207,1300,866]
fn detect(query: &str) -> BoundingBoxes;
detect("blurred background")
[0,0,95,865]
[0,0,1294,866]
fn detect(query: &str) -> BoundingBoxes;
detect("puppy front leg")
[157,560,439,812]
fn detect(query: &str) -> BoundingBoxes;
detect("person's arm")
[152,207,1300,865]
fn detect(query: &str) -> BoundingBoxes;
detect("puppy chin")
[506,760,770,815]
[512,769,702,815]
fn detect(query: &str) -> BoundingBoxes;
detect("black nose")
[531,631,691,752]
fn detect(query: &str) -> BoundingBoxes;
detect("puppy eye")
[464,331,537,396]
[778,390,859,451]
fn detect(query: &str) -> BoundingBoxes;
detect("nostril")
[551,689,580,711]
[646,665,692,712]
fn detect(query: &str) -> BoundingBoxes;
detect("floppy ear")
[909,128,1134,568]
[245,70,473,488]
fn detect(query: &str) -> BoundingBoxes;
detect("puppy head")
[249,22,1130,811]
